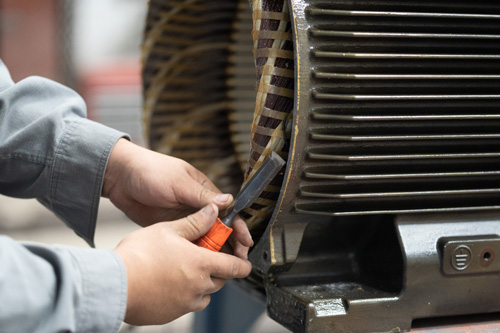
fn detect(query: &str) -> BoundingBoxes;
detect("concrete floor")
[0,195,289,333]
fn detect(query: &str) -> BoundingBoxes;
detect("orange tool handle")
[195,218,233,252]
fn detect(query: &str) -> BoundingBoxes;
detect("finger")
[177,177,233,211]
[230,239,250,260]
[119,200,160,227]
[231,217,254,247]
[211,277,226,294]
[223,232,249,260]
[193,294,212,313]
[185,164,236,210]
[185,164,227,201]
[151,203,199,224]
[187,165,221,193]
[206,253,252,279]
[170,204,218,241]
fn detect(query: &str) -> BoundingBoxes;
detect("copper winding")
[142,0,294,239]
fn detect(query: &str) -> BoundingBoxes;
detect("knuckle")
[193,295,211,312]
[232,261,240,277]
[213,278,226,292]
[185,213,203,235]
[198,187,210,202]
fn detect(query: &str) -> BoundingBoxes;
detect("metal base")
[264,211,500,332]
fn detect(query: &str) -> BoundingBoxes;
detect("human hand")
[114,203,252,325]
[103,139,230,223]
[102,139,253,258]
[222,215,254,259]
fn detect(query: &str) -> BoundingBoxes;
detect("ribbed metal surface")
[294,0,500,215]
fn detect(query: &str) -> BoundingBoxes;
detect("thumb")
[171,203,218,241]
[178,176,233,210]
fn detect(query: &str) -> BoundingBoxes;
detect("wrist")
[113,246,140,324]
[102,138,133,198]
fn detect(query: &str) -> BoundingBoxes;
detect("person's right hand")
[113,203,252,326]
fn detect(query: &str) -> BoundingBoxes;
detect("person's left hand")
[102,139,253,258]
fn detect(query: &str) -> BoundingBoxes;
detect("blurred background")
[0,0,144,144]
[0,0,286,332]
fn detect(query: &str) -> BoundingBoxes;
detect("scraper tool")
[195,152,286,252]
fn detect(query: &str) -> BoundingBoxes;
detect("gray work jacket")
[0,59,128,332]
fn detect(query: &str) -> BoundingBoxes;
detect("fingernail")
[215,193,232,204]
[201,204,215,218]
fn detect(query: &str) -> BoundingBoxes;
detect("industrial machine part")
[141,0,246,195]
[142,0,500,331]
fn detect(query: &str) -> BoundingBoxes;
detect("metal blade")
[222,151,286,226]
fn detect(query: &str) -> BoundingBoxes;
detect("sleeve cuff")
[40,118,130,246]
[64,246,127,333]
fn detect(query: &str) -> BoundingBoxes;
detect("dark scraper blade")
[222,152,286,226]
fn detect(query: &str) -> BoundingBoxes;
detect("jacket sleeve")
[0,59,129,246]
[0,61,129,332]
[0,236,127,333]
